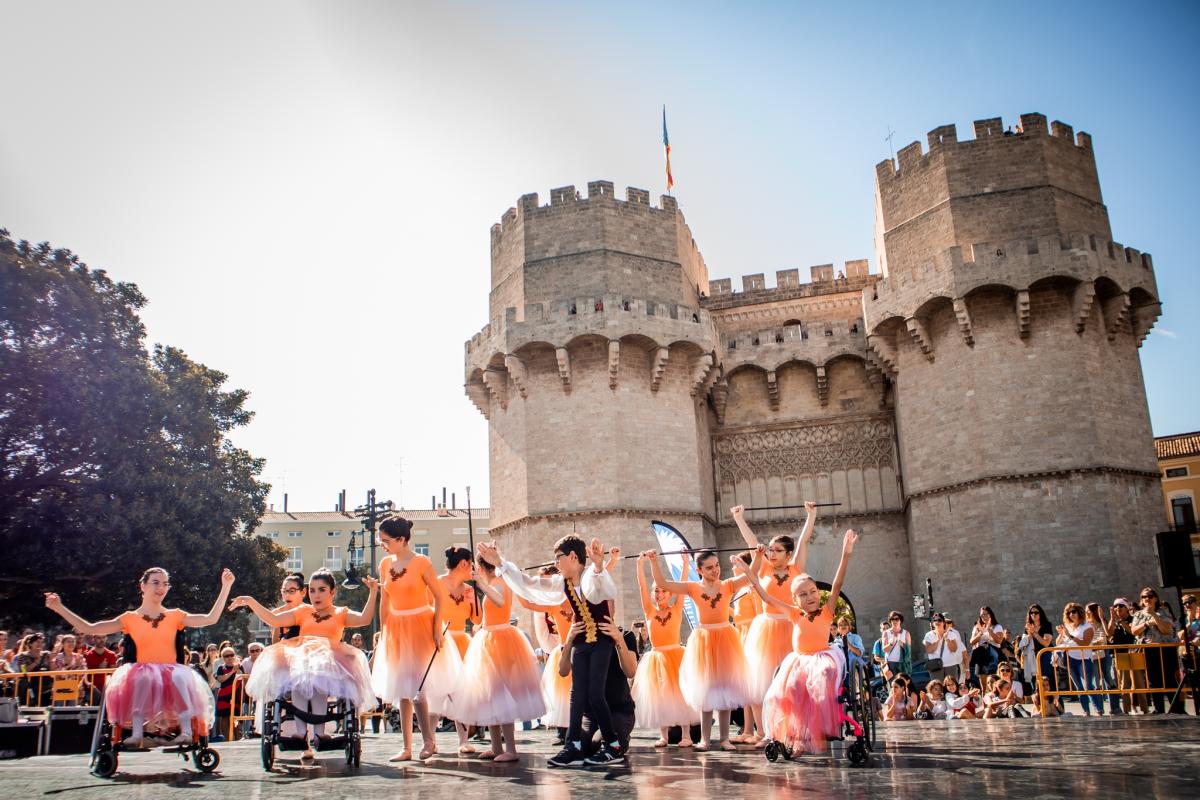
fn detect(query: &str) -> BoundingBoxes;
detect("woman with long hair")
[1131,586,1183,714]
[1021,604,1056,711]
[1056,602,1100,715]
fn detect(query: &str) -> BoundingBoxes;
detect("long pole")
[740,503,841,511]
[466,486,478,620]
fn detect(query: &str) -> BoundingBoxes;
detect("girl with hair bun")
[439,546,482,754]
[44,567,235,748]
[632,552,698,747]
[447,556,546,762]
[372,516,462,762]
[231,568,377,762]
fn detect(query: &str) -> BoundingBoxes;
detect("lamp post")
[343,488,394,642]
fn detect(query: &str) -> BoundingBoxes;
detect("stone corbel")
[482,368,508,410]
[905,316,934,361]
[1016,289,1031,339]
[766,370,779,409]
[503,355,528,398]
[608,341,620,389]
[711,379,729,425]
[815,366,828,407]
[1103,292,1130,341]
[952,297,974,346]
[650,347,669,392]
[690,354,714,396]
[1072,282,1096,333]
[555,347,571,389]
[465,379,490,419]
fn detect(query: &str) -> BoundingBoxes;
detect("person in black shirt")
[560,619,638,757]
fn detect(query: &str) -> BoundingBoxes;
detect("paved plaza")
[5,717,1198,799]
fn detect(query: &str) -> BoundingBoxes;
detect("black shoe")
[547,744,586,768]
[583,743,625,766]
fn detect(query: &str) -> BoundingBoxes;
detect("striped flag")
[662,106,674,193]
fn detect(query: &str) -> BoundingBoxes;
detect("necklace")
[141,612,166,629]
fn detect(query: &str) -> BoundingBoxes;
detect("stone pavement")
[4,718,1198,799]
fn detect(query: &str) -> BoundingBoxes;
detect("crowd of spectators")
[870,589,1200,721]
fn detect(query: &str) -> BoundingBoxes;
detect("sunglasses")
[889,617,901,621]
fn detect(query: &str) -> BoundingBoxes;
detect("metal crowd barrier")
[1035,642,1191,717]
[0,668,116,707]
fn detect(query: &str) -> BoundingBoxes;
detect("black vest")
[563,576,611,644]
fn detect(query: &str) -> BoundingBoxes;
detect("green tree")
[0,230,283,639]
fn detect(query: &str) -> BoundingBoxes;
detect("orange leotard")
[646,602,684,648]
[120,609,186,663]
[549,601,574,645]
[688,579,737,625]
[441,583,478,633]
[759,562,801,609]
[481,582,512,627]
[293,605,348,643]
[791,605,834,655]
[382,554,434,610]
[732,589,762,626]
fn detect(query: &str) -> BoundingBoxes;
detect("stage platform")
[4,716,1198,799]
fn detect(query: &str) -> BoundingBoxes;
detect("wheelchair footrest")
[278,736,309,751]
[314,736,348,752]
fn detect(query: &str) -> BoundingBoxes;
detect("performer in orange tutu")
[448,556,546,762]
[736,530,858,755]
[731,500,817,746]
[254,571,309,738]
[438,546,481,754]
[44,567,235,748]
[371,517,463,762]
[646,547,752,751]
[632,552,698,747]
[729,551,763,743]
[231,568,377,762]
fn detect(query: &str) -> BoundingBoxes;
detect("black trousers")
[1145,647,1184,714]
[582,710,634,756]
[566,638,617,746]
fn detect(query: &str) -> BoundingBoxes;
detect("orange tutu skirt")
[762,646,845,754]
[539,644,572,728]
[632,644,698,728]
[448,629,471,660]
[371,607,462,715]
[744,614,795,703]
[449,624,546,726]
[679,623,750,712]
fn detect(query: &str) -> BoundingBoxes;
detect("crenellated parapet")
[862,232,1160,370]
[704,260,875,311]
[720,318,868,375]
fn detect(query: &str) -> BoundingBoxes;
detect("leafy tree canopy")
[0,229,283,640]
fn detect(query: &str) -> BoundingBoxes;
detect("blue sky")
[2,1,1196,510]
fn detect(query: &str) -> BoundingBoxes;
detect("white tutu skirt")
[762,646,846,754]
[744,614,795,703]
[105,662,215,736]
[449,625,546,726]
[632,645,698,728]
[371,608,463,715]
[679,624,751,712]
[539,643,571,728]
[245,636,376,710]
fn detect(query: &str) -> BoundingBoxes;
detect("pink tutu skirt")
[632,644,698,728]
[539,644,572,728]
[762,646,845,754]
[449,624,546,726]
[744,614,795,703]
[105,662,214,736]
[371,607,463,715]
[679,623,750,712]
[245,636,376,710]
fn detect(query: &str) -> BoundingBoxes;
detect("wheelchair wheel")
[764,740,780,762]
[847,740,869,766]
[93,750,118,778]
[261,735,275,770]
[194,747,220,773]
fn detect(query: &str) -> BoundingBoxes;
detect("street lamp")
[343,489,394,639]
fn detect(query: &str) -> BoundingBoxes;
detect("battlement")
[703,260,874,310]
[864,232,1159,335]
[720,317,868,372]
[489,180,680,243]
[875,113,1094,182]
[465,293,718,371]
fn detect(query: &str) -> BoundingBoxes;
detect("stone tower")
[464,182,719,615]
[864,113,1164,626]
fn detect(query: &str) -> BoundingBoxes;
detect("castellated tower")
[865,113,1164,627]
[464,182,719,618]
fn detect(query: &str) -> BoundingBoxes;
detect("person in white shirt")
[880,611,911,679]
[922,613,961,682]
[969,606,1005,687]
[1057,602,1101,715]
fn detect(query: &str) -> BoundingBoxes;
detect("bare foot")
[719,740,738,752]
[458,745,477,755]
[388,750,412,762]
[729,734,747,744]
[301,749,316,762]
[694,741,710,751]
[477,750,498,760]
[419,745,436,761]
[753,738,768,749]
[653,738,668,748]
[493,752,519,763]
[679,739,694,748]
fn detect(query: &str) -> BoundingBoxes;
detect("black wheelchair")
[258,696,361,770]
[764,640,876,766]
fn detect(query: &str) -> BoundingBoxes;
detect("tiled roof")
[1156,432,1200,460]
[261,508,490,523]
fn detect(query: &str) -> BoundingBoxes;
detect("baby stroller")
[764,636,876,766]
[259,695,361,770]
[89,632,220,778]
